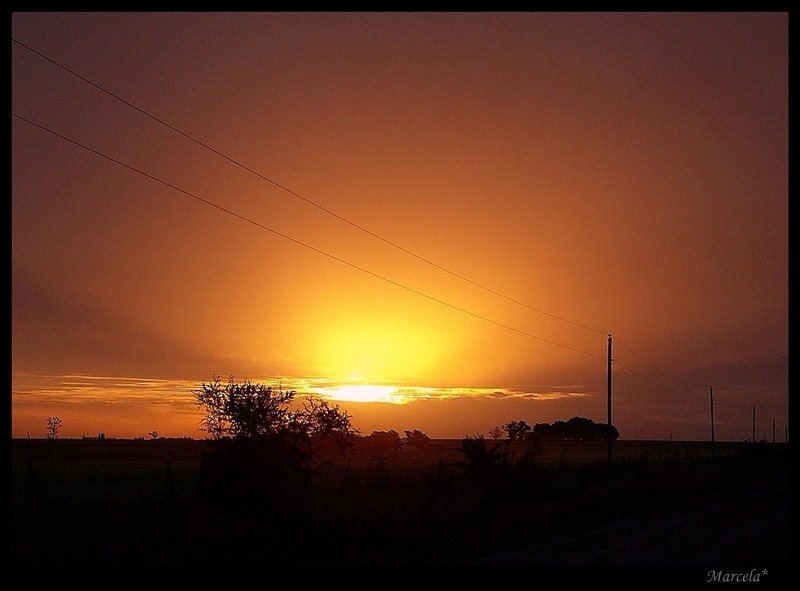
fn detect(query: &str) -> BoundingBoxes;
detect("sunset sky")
[11,12,788,442]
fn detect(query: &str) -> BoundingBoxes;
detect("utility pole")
[607,333,613,465]
[709,386,715,458]
[773,418,776,444]
[752,406,756,442]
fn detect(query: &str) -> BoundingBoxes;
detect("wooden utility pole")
[773,418,776,444]
[709,385,715,458]
[607,333,613,465]
[752,406,756,442]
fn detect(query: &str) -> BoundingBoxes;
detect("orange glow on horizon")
[11,13,788,443]
[308,384,409,404]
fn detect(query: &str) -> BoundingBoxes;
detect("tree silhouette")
[193,375,358,512]
[194,376,297,439]
[362,430,401,450]
[45,416,62,440]
[489,426,504,440]
[503,420,532,441]
[404,429,431,449]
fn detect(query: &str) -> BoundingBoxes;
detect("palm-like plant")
[456,435,510,481]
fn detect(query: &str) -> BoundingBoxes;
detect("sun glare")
[310,384,410,404]
[309,313,450,384]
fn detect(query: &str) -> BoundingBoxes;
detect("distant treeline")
[357,429,431,450]
[530,416,620,442]
[358,417,620,450]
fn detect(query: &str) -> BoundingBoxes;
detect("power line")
[12,112,607,361]
[613,357,691,396]
[615,337,708,391]
[11,37,608,337]
[13,38,714,392]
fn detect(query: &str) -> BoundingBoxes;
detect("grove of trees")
[493,416,620,442]
[531,416,620,442]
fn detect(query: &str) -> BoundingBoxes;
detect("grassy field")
[11,437,789,566]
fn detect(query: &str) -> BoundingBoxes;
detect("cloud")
[12,374,198,409]
[296,382,593,403]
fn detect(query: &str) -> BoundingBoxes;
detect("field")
[11,437,789,569]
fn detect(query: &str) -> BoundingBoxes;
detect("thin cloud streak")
[11,12,787,441]
[13,374,198,406]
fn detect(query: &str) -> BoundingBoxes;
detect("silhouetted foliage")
[193,375,359,512]
[456,435,510,482]
[489,426,504,440]
[45,416,62,440]
[194,376,298,439]
[299,396,360,454]
[198,431,313,511]
[361,430,402,450]
[404,429,431,449]
[503,420,532,441]
[532,416,620,442]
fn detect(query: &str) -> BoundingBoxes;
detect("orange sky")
[11,12,788,442]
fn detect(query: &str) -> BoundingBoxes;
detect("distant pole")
[607,333,612,465]
[752,406,756,442]
[709,386,715,458]
[773,419,776,445]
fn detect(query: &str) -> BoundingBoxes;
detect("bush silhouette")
[198,431,313,512]
[456,435,510,482]
[194,375,358,513]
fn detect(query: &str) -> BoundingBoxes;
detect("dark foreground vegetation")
[12,436,789,566]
